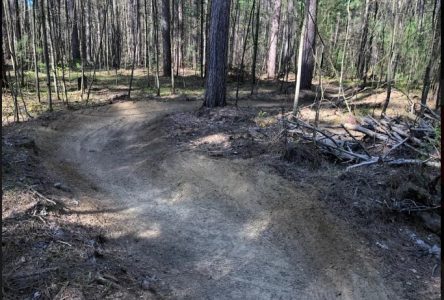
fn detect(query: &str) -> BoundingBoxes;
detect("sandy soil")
[25,98,412,299]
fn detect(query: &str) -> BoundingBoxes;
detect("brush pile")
[285,109,440,171]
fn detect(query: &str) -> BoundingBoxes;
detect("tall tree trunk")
[129,0,140,98]
[356,0,371,82]
[1,0,6,88]
[32,0,41,103]
[152,0,161,95]
[235,0,255,103]
[266,0,281,79]
[161,0,172,76]
[41,0,52,111]
[71,3,81,61]
[144,0,151,86]
[46,0,61,101]
[420,0,440,107]
[338,0,351,113]
[4,0,20,121]
[204,0,211,79]
[203,0,231,107]
[200,0,204,77]
[300,0,317,89]
[381,0,400,116]
[80,0,86,99]
[14,0,25,87]
[293,0,308,115]
[229,0,240,70]
[250,0,261,95]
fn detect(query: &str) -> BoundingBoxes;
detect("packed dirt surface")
[21,98,421,299]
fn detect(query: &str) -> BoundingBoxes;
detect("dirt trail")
[33,100,400,299]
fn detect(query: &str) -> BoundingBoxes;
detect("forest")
[1,0,442,299]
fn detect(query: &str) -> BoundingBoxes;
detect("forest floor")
[2,70,441,299]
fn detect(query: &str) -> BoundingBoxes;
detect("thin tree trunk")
[356,0,371,82]
[152,0,161,95]
[200,0,204,77]
[80,0,86,100]
[3,0,20,121]
[250,0,261,95]
[129,0,139,98]
[229,0,240,70]
[144,0,151,86]
[32,0,41,103]
[339,0,351,113]
[41,0,52,111]
[381,0,400,115]
[292,0,307,115]
[46,0,61,101]
[420,0,440,107]
[86,0,110,102]
[235,0,255,103]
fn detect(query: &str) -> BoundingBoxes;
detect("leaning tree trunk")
[300,0,317,89]
[266,0,281,79]
[203,0,231,108]
[161,0,172,76]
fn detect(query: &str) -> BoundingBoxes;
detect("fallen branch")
[341,124,372,158]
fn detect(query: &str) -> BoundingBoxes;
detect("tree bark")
[152,0,161,95]
[236,0,255,102]
[229,0,240,70]
[381,0,400,115]
[1,0,6,88]
[266,0,281,79]
[300,0,317,89]
[46,0,61,101]
[200,0,204,77]
[41,0,52,111]
[420,0,440,107]
[293,0,308,115]
[161,0,172,76]
[71,2,81,61]
[356,0,371,82]
[32,0,41,103]
[251,0,261,94]
[203,0,231,107]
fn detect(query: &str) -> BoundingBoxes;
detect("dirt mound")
[2,129,157,299]
[3,100,440,299]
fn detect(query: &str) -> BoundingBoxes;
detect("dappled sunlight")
[241,213,270,240]
[137,224,162,239]
[192,133,231,148]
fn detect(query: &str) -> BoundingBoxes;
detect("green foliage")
[257,110,267,118]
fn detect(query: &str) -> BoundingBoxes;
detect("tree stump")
[77,75,88,91]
